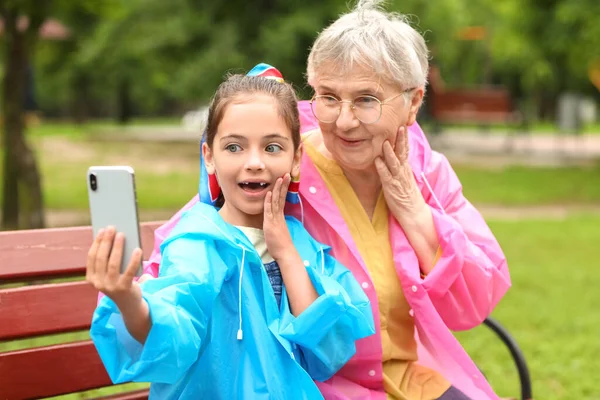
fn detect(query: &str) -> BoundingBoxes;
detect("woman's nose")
[336,102,360,131]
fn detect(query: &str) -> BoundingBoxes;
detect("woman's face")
[312,63,423,173]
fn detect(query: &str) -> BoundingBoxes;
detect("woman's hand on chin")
[374,126,427,225]
[375,125,440,273]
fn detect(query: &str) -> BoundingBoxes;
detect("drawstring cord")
[237,247,246,340]
[421,172,445,214]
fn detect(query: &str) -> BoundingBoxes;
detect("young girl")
[87,64,375,399]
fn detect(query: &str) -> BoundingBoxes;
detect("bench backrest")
[430,88,513,115]
[426,66,515,120]
[0,222,163,400]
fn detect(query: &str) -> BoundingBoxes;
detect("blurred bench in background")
[426,66,524,134]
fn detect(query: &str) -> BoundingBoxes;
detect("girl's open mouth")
[238,182,270,193]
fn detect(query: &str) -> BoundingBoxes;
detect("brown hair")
[204,74,300,150]
[204,74,300,208]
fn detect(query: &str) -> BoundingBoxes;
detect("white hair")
[307,0,429,91]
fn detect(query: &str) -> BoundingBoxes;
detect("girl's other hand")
[263,174,294,261]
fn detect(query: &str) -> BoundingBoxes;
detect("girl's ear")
[202,142,216,175]
[292,143,303,177]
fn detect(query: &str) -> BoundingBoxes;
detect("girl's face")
[203,94,302,228]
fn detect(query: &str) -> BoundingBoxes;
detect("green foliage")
[4,0,597,119]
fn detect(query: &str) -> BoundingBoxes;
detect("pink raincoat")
[141,101,511,399]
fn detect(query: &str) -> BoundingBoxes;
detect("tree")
[0,0,51,230]
[0,0,105,230]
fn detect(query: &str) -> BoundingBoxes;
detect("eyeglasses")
[310,88,416,124]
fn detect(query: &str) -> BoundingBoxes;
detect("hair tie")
[247,63,285,83]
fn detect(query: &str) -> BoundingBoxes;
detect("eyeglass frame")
[309,87,417,124]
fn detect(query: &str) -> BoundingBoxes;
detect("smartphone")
[87,166,142,276]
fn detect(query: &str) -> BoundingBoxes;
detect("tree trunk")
[116,76,133,125]
[71,70,91,124]
[1,10,45,230]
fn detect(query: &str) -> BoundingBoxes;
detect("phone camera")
[90,173,98,191]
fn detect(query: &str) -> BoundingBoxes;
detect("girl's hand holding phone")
[86,226,144,310]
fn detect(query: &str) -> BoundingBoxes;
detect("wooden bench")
[0,222,532,400]
[0,222,162,400]
[425,66,524,134]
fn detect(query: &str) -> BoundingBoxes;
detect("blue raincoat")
[90,202,375,399]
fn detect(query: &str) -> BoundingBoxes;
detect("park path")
[95,125,600,166]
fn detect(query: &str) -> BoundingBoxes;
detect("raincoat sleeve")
[420,150,511,331]
[278,229,375,381]
[90,235,229,384]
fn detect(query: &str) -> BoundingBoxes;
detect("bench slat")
[0,281,98,340]
[0,340,118,399]
[0,222,163,282]
[100,388,150,400]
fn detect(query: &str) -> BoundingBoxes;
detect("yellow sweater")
[305,141,450,400]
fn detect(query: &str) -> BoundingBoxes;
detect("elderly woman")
[140,1,510,399]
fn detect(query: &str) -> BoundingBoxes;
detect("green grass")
[26,117,600,139]
[25,117,181,138]
[454,163,600,206]
[1,141,599,211]
[44,383,150,400]
[1,121,599,211]
[41,163,198,210]
[456,214,599,399]
[0,140,200,212]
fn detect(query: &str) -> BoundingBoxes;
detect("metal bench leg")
[483,317,533,400]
